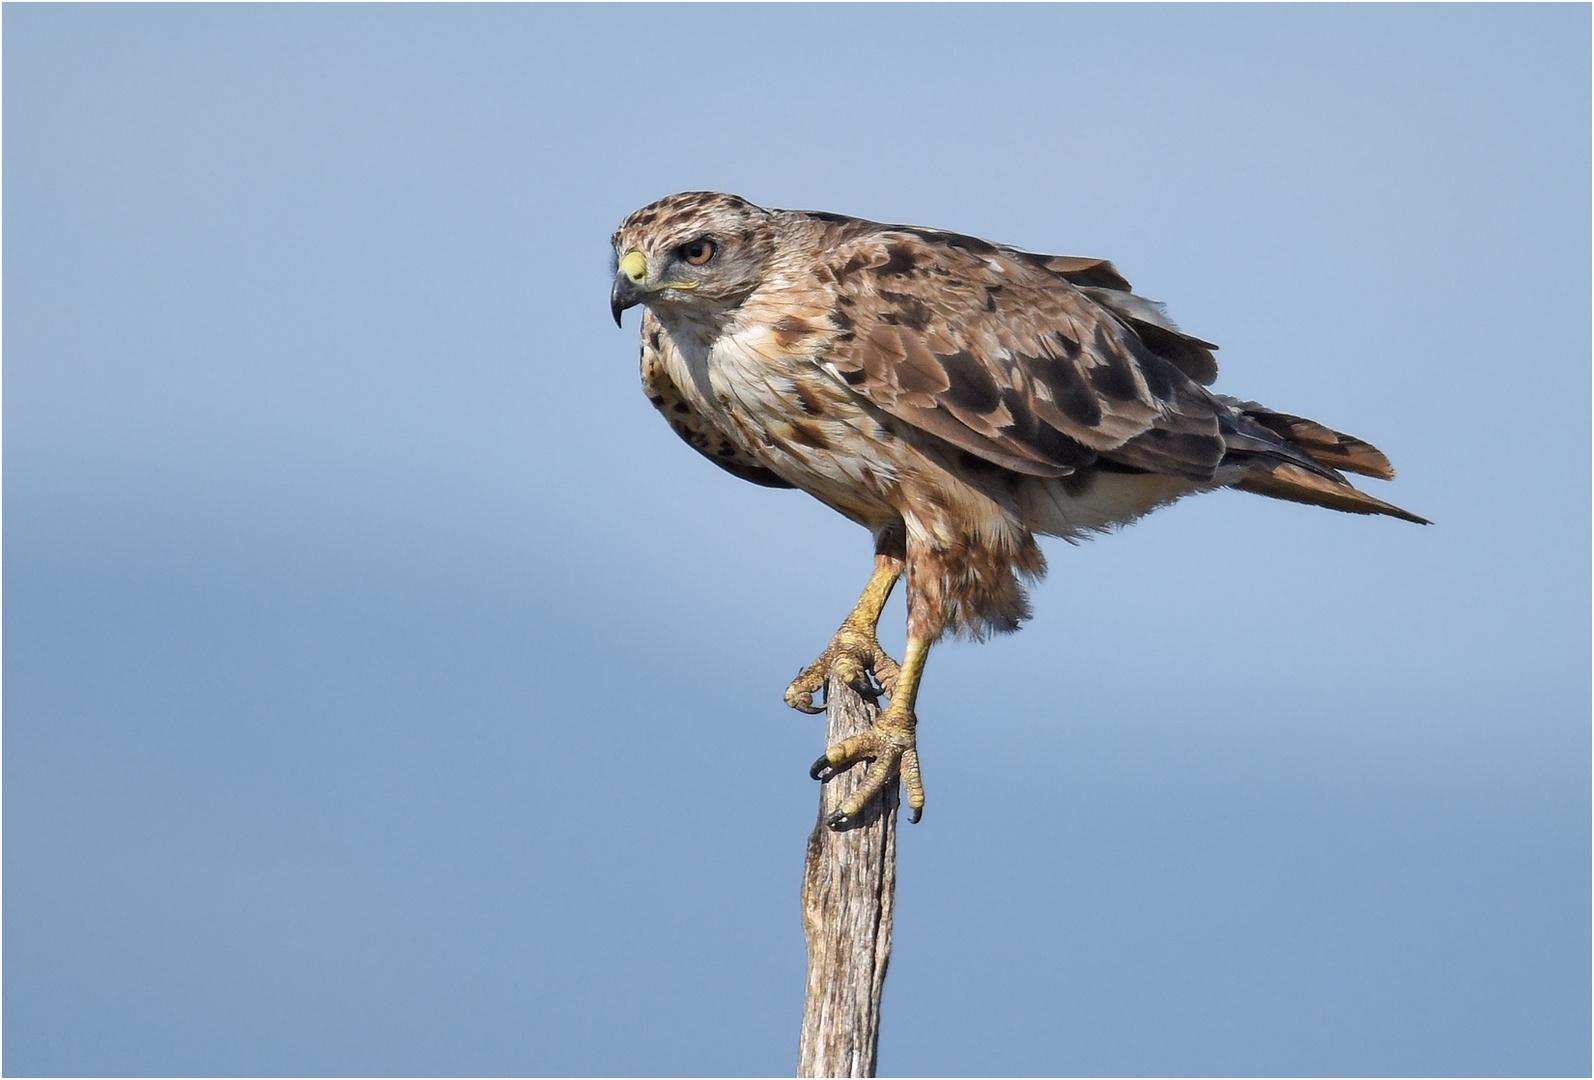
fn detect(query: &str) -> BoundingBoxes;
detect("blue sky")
[5,5,1588,1076]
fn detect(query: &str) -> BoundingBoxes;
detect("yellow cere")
[618,249,647,283]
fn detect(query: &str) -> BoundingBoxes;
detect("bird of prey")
[610,191,1424,829]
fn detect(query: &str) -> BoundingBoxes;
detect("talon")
[908,805,922,824]
[786,634,897,713]
[784,575,900,715]
[848,673,883,700]
[793,563,934,828]
[784,677,825,715]
[811,699,923,828]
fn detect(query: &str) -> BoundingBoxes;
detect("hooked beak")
[610,249,649,327]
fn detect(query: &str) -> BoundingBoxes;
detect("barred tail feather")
[1237,406,1397,480]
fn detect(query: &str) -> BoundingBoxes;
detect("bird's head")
[610,191,777,327]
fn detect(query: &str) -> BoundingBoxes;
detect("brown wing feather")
[639,311,794,490]
[816,227,1227,482]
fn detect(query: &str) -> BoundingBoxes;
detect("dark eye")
[681,238,716,266]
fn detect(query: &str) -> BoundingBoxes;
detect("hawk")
[610,192,1424,829]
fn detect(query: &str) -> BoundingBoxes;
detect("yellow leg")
[811,635,929,829]
[784,555,902,714]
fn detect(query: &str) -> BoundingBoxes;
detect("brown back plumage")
[805,215,1231,482]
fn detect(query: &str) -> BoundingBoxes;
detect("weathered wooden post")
[797,675,899,1078]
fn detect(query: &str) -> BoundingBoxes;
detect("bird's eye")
[682,238,716,266]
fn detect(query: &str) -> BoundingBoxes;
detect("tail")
[1218,399,1430,525]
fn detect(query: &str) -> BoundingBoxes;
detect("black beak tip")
[610,279,633,328]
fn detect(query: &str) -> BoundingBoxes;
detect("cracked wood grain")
[798,675,899,1079]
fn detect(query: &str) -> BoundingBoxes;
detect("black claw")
[825,808,851,829]
[810,756,837,782]
[908,805,922,824]
[788,671,826,714]
[848,674,883,700]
